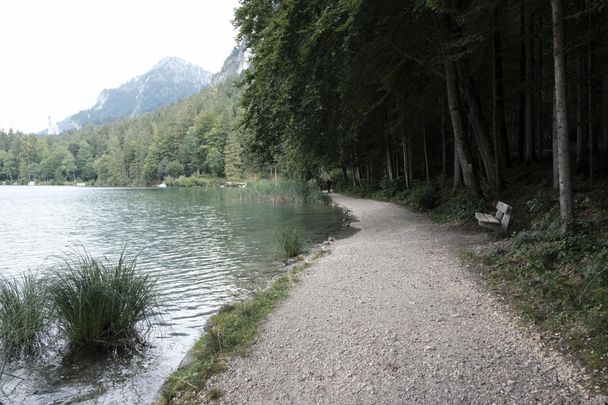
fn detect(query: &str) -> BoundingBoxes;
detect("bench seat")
[475,212,500,225]
[475,201,512,236]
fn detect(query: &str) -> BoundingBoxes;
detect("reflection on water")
[0,186,343,404]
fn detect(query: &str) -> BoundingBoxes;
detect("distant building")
[48,115,59,135]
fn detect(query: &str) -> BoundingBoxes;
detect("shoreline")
[157,199,352,403]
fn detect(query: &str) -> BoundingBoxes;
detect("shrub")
[404,182,441,211]
[0,273,47,357]
[431,190,486,222]
[49,250,157,349]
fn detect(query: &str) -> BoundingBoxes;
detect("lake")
[0,186,343,404]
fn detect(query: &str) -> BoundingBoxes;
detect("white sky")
[0,0,240,134]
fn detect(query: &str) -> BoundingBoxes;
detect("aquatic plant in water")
[0,273,47,357]
[277,227,305,257]
[49,249,157,349]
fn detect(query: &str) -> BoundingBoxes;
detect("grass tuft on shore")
[158,254,324,404]
[0,273,47,357]
[277,227,305,257]
[49,249,157,350]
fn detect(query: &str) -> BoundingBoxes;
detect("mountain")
[57,57,213,132]
[211,42,249,86]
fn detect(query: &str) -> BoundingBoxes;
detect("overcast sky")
[0,0,240,134]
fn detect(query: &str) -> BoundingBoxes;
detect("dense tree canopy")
[234,0,608,229]
[0,81,247,186]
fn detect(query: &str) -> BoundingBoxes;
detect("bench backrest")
[494,201,512,233]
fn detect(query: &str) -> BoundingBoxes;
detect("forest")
[233,0,607,233]
[0,81,246,186]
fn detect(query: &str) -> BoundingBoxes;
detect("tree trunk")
[602,74,608,153]
[423,121,430,184]
[535,15,543,160]
[587,47,594,183]
[524,1,535,164]
[441,97,448,178]
[402,134,410,188]
[492,14,505,193]
[445,61,481,197]
[384,133,394,181]
[518,2,526,162]
[407,136,414,186]
[575,55,585,173]
[552,89,559,189]
[453,143,462,188]
[493,14,510,170]
[457,61,497,191]
[551,0,574,233]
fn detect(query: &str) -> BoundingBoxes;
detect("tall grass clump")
[236,180,329,204]
[0,273,47,357]
[277,227,305,257]
[49,250,157,349]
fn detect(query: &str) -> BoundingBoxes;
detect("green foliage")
[223,130,243,180]
[49,250,157,349]
[0,81,246,186]
[165,161,185,178]
[480,190,608,381]
[277,227,305,257]
[164,174,220,188]
[403,182,441,211]
[0,273,47,357]
[430,187,486,222]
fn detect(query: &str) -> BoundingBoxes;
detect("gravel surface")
[204,194,589,404]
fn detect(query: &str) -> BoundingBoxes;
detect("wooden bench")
[475,201,512,236]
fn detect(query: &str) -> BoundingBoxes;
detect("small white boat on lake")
[27,181,36,186]
[157,183,167,188]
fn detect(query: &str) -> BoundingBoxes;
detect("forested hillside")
[234,0,607,231]
[0,80,246,186]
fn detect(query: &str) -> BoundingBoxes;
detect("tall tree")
[551,0,574,233]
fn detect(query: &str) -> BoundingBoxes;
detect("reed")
[49,250,157,349]
[277,227,305,257]
[235,180,329,204]
[0,273,47,357]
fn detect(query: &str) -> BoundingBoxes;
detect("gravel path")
[205,194,588,404]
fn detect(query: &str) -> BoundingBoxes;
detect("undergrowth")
[480,184,608,391]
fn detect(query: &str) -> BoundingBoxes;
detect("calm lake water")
[0,186,343,404]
